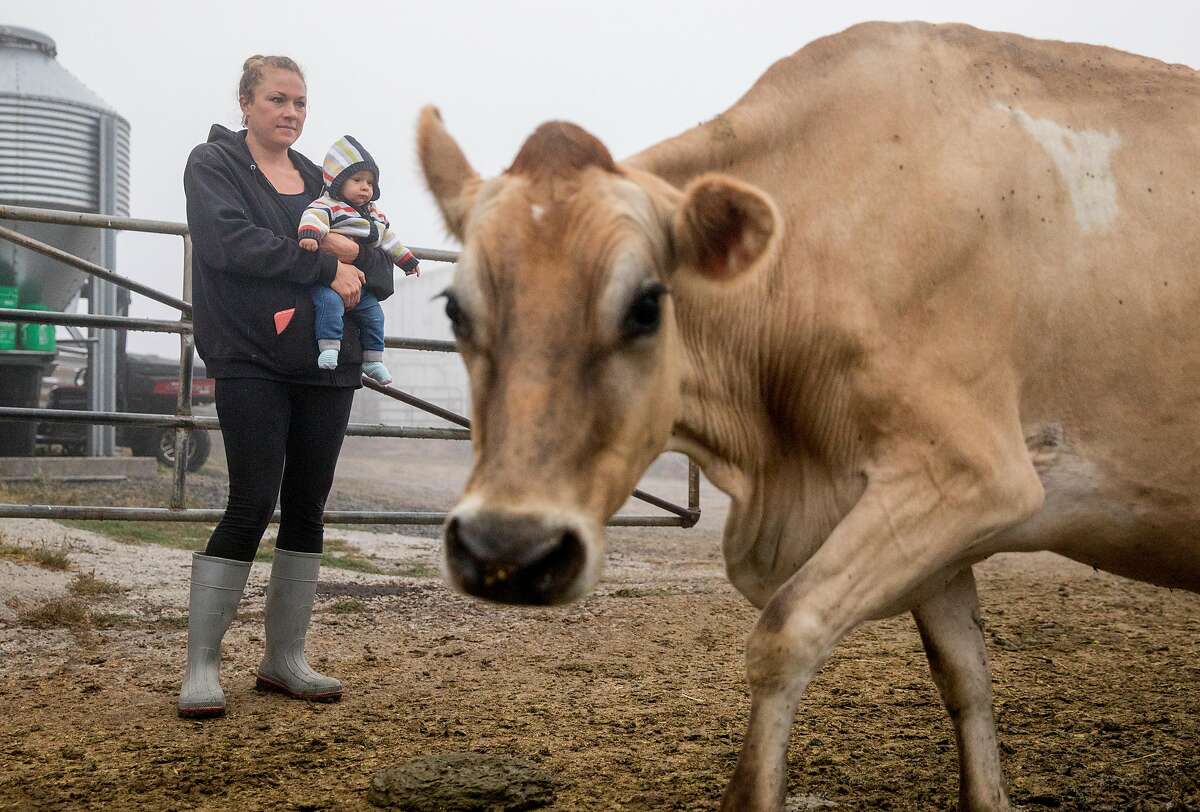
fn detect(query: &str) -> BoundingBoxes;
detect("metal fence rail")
[0,204,701,528]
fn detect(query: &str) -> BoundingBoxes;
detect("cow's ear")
[417,106,481,241]
[671,173,780,282]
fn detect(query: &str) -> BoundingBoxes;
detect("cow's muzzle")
[443,510,589,605]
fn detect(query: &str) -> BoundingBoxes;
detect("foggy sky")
[4,0,1198,354]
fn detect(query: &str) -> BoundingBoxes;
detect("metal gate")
[0,204,701,528]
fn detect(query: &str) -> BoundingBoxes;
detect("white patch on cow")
[997,104,1121,233]
[530,204,546,222]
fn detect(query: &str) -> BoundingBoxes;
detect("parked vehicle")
[37,352,215,471]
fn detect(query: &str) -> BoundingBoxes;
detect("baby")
[298,135,420,385]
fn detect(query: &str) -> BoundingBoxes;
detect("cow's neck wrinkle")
[668,278,867,604]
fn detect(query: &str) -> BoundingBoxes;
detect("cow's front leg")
[720,462,1042,811]
[912,566,1009,811]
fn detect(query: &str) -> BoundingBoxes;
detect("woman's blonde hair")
[238,55,305,123]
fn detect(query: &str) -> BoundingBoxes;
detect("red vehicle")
[37,352,216,471]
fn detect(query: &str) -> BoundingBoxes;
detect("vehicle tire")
[126,429,158,458]
[156,429,211,472]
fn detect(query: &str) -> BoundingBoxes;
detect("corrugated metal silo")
[0,25,129,309]
[0,25,130,455]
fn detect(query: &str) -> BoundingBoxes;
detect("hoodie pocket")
[269,289,317,372]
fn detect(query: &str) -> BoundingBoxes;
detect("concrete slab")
[0,455,158,481]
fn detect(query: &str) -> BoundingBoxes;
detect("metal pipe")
[170,333,195,509]
[362,378,470,428]
[0,308,465,350]
[92,114,119,458]
[687,460,701,527]
[171,233,197,508]
[0,203,190,236]
[0,223,192,313]
[609,515,688,527]
[383,336,458,353]
[345,423,469,440]
[0,407,472,440]
[181,234,193,303]
[0,503,685,527]
[0,206,460,263]
[409,246,460,263]
[630,486,700,524]
[0,308,189,334]
[0,407,212,428]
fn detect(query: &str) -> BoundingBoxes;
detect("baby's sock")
[317,349,339,370]
[362,361,392,386]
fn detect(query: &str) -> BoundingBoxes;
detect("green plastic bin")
[0,286,18,351]
[18,303,56,353]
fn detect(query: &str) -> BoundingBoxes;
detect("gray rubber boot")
[177,553,252,718]
[255,548,343,701]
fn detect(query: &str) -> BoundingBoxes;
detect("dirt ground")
[0,434,1198,811]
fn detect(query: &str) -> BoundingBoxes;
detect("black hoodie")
[183,125,394,385]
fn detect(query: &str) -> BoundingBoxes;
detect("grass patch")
[69,571,125,597]
[323,537,385,574]
[255,537,385,575]
[92,611,187,631]
[59,521,386,574]
[152,613,190,629]
[395,560,438,578]
[30,547,72,570]
[18,597,92,630]
[0,542,72,571]
[59,520,213,551]
[108,613,187,630]
[328,599,365,614]
[90,611,135,630]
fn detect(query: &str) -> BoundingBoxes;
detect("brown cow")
[417,21,1200,810]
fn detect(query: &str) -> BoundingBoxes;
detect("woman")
[178,55,394,718]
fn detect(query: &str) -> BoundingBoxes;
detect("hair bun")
[237,54,305,117]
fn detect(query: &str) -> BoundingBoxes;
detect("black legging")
[204,377,355,562]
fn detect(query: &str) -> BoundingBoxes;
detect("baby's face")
[342,170,376,206]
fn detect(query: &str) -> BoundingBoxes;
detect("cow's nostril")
[442,514,587,606]
[444,515,485,585]
[526,528,586,601]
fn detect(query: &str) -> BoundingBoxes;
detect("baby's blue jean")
[311,285,385,355]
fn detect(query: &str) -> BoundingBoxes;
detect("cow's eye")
[442,291,471,341]
[622,283,666,340]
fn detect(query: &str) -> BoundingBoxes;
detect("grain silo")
[0,25,130,455]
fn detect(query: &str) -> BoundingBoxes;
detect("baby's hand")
[299,238,319,252]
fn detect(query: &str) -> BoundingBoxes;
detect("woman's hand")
[331,262,365,309]
[319,232,361,263]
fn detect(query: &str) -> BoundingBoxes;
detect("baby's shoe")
[317,349,339,370]
[362,361,392,386]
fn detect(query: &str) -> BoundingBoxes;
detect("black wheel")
[156,429,211,472]
[126,428,159,458]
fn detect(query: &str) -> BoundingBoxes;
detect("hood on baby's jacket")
[322,135,381,202]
